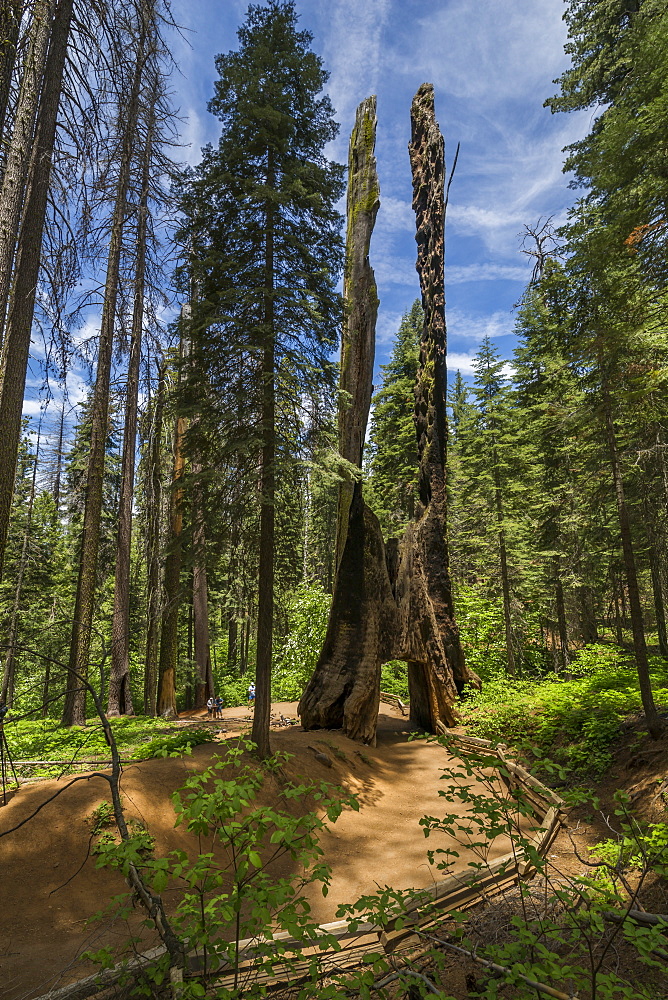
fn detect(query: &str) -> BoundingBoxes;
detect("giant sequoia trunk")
[299,87,479,745]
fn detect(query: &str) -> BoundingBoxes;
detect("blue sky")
[23,0,588,430]
[169,0,588,381]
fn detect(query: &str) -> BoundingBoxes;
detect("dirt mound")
[0,702,518,999]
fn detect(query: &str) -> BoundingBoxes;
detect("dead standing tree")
[299,86,479,745]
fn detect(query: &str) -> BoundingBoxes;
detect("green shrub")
[459,644,668,779]
[272,583,331,700]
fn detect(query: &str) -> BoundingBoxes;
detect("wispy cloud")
[319,0,391,157]
[447,307,515,345]
[410,0,568,106]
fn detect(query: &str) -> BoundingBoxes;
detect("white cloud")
[447,262,528,284]
[377,195,413,233]
[319,0,391,157]
[446,352,475,375]
[410,0,568,106]
[447,308,515,344]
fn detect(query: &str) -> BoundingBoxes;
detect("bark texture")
[335,95,379,569]
[299,88,479,744]
[63,11,147,725]
[0,0,73,582]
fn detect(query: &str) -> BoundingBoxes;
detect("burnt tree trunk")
[334,95,380,569]
[299,87,479,745]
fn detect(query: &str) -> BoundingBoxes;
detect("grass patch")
[4,716,183,778]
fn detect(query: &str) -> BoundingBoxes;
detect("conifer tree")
[365,301,422,537]
[179,0,344,756]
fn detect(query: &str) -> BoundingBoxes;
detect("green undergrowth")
[459,644,668,780]
[4,716,201,778]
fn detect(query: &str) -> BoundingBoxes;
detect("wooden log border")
[31,731,566,1000]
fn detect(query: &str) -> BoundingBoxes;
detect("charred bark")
[299,88,478,745]
[335,95,379,569]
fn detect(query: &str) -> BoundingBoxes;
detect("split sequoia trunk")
[299,87,478,745]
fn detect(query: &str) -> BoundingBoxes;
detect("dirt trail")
[0,702,521,999]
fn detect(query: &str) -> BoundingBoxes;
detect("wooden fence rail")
[32,733,565,1000]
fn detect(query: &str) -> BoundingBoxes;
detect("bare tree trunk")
[252,153,275,759]
[192,460,213,708]
[156,398,185,719]
[0,0,54,348]
[0,0,73,583]
[0,1,22,158]
[602,377,664,738]
[63,11,147,725]
[227,616,238,671]
[493,454,516,677]
[143,364,164,716]
[108,72,155,717]
[1,416,42,705]
[649,544,668,658]
[555,573,570,673]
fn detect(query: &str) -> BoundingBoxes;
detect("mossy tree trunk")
[299,87,479,745]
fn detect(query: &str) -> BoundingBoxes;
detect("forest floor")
[0,702,666,999]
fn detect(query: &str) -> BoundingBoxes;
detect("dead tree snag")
[299,87,479,745]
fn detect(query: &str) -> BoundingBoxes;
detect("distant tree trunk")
[493,451,516,677]
[0,1,22,161]
[143,365,165,716]
[554,573,570,673]
[649,544,668,658]
[300,88,479,745]
[1,418,42,705]
[601,376,663,738]
[0,0,54,347]
[192,461,214,708]
[0,0,73,583]
[252,152,275,759]
[63,13,147,726]
[227,617,238,671]
[156,399,186,719]
[108,84,155,718]
[578,586,598,644]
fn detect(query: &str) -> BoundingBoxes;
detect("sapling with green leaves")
[92,739,359,995]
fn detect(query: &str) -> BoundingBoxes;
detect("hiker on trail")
[215,694,224,718]
[248,682,255,709]
[207,696,215,719]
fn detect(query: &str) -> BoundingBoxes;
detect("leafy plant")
[142,727,216,759]
[272,583,331,701]
[459,645,668,779]
[90,739,359,996]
